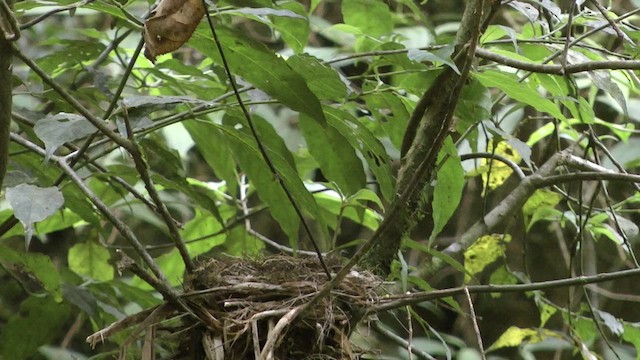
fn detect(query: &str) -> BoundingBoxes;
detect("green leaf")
[407,45,460,74]
[474,70,566,121]
[298,113,366,196]
[0,297,70,359]
[190,26,326,125]
[324,107,395,201]
[538,301,557,327]
[488,265,518,298]
[6,184,65,249]
[348,188,384,210]
[287,54,348,101]
[523,189,563,216]
[183,119,238,195]
[272,2,309,53]
[342,0,392,37]
[404,239,472,280]
[313,188,382,231]
[68,241,114,281]
[623,323,640,356]
[363,89,411,151]
[218,124,325,249]
[455,79,492,138]
[0,244,63,301]
[156,249,185,287]
[430,136,464,243]
[181,208,227,257]
[35,39,105,76]
[595,310,624,336]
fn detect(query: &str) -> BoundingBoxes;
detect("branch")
[361,0,492,273]
[476,48,640,75]
[452,150,572,253]
[371,267,640,313]
[0,0,16,189]
[122,107,195,274]
[450,150,640,256]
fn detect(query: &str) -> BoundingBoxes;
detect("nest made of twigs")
[180,255,383,359]
[87,255,383,359]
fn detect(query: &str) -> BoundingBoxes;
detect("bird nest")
[87,255,383,359]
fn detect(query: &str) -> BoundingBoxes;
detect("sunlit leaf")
[464,234,511,283]
[68,241,114,281]
[488,327,560,351]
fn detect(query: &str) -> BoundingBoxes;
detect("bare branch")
[371,267,640,313]
[476,48,640,75]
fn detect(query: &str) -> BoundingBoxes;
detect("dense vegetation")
[2,0,640,358]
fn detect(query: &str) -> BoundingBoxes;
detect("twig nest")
[180,255,383,359]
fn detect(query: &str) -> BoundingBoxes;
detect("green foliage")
[3,0,640,359]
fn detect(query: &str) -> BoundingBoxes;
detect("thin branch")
[373,322,436,360]
[0,0,12,189]
[464,288,486,360]
[9,134,171,291]
[19,0,97,30]
[10,111,169,225]
[371,266,640,313]
[461,152,527,180]
[476,48,640,75]
[122,106,195,274]
[589,0,629,51]
[0,0,19,40]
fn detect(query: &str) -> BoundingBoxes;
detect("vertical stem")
[0,0,13,189]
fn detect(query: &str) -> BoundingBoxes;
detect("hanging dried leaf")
[143,0,205,63]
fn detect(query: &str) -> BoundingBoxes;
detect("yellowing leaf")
[523,189,563,216]
[488,326,559,351]
[464,234,511,283]
[539,302,557,327]
[481,141,521,192]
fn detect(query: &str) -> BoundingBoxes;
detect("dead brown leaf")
[143,0,205,63]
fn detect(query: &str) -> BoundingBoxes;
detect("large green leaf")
[217,121,326,249]
[324,107,395,201]
[68,241,114,282]
[6,184,65,249]
[362,89,411,151]
[183,118,238,193]
[190,26,326,125]
[430,136,464,243]
[287,53,348,101]
[272,1,309,53]
[474,70,566,121]
[342,0,392,37]
[298,113,365,196]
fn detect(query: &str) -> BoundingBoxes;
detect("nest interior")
[178,255,382,359]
